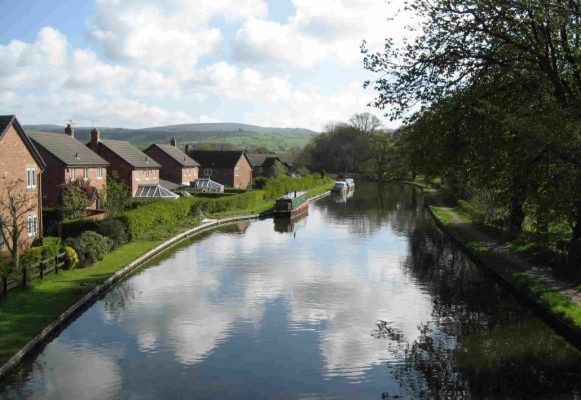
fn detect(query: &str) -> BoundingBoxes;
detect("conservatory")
[134,184,179,200]
[191,178,224,193]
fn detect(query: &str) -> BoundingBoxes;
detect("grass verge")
[421,187,581,330]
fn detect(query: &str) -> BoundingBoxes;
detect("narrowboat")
[332,180,348,193]
[274,190,309,218]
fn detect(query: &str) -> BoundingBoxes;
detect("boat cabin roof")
[280,190,306,200]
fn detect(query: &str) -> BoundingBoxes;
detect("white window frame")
[257,166,263,173]
[96,168,103,180]
[83,167,89,180]
[135,170,140,181]
[235,167,240,177]
[145,169,151,180]
[204,168,212,176]
[26,167,36,189]
[27,214,37,237]
[70,168,77,182]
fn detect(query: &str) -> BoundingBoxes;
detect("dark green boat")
[273,190,309,218]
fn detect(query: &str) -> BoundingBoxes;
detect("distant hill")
[23,123,318,151]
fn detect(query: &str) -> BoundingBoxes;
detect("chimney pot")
[65,123,74,137]
[90,128,100,151]
[170,136,177,147]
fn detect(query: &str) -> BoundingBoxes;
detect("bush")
[65,231,113,264]
[253,176,268,189]
[41,236,62,260]
[123,198,197,240]
[20,247,42,268]
[96,218,129,247]
[64,246,79,269]
[60,219,100,240]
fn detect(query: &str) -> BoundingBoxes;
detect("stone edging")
[410,184,581,348]
[0,191,331,381]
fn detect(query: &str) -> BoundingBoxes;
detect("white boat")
[344,178,355,188]
[332,181,348,193]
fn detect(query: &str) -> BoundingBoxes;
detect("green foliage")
[64,246,79,269]
[60,219,99,240]
[273,160,287,178]
[123,198,197,240]
[41,237,62,260]
[253,176,268,189]
[96,218,129,248]
[104,171,131,217]
[20,247,42,268]
[65,231,113,264]
[61,184,90,222]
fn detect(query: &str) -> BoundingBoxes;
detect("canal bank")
[0,189,332,381]
[411,182,581,347]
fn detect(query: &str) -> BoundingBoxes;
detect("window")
[26,168,36,189]
[257,167,263,173]
[235,167,240,177]
[27,214,37,237]
[203,168,212,176]
[96,168,103,179]
[145,169,151,179]
[70,168,77,181]
[0,230,6,250]
[83,167,89,180]
[135,170,140,181]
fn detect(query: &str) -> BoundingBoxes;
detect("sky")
[0,0,411,130]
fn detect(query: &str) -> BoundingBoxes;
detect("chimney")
[90,128,100,150]
[170,136,177,147]
[185,144,191,154]
[65,123,74,137]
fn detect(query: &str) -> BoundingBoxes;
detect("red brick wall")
[144,146,197,185]
[234,156,253,189]
[64,166,107,209]
[0,125,42,253]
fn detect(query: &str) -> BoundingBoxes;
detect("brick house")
[187,150,253,189]
[87,129,163,197]
[29,125,109,209]
[247,154,283,178]
[0,115,46,254]
[144,137,199,186]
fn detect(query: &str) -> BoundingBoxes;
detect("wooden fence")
[1,252,66,297]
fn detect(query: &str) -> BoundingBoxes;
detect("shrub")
[96,218,129,247]
[20,247,42,268]
[64,246,79,269]
[123,198,197,240]
[60,219,100,240]
[65,231,113,264]
[41,236,62,260]
[253,176,268,189]
[61,184,91,222]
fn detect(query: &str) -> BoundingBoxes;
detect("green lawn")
[0,183,332,367]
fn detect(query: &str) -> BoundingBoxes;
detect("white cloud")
[66,49,131,92]
[132,69,180,98]
[88,0,268,74]
[234,0,411,69]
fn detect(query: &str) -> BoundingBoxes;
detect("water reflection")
[273,211,309,234]
[1,182,580,399]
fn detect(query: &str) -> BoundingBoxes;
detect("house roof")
[100,139,160,169]
[146,144,200,167]
[247,153,281,168]
[0,115,46,169]
[188,150,251,168]
[29,131,109,167]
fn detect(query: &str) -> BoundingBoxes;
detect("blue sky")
[0,0,407,130]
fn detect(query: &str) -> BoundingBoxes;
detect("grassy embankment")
[0,178,333,367]
[421,185,581,330]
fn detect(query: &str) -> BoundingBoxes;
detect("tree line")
[301,0,580,271]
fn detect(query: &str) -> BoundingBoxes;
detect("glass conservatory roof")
[194,178,224,190]
[134,184,179,200]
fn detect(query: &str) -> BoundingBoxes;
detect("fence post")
[55,254,59,274]
[40,261,45,280]
[22,267,27,288]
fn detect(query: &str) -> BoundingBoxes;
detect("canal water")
[1,182,580,399]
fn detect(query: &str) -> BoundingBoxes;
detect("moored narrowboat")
[274,190,309,218]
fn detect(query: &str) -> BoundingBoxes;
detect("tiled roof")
[247,153,280,168]
[147,144,200,167]
[188,150,249,168]
[29,131,108,167]
[101,139,160,168]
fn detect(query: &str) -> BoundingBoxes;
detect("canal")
[1,182,580,399]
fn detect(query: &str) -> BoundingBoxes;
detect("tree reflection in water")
[374,226,581,399]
